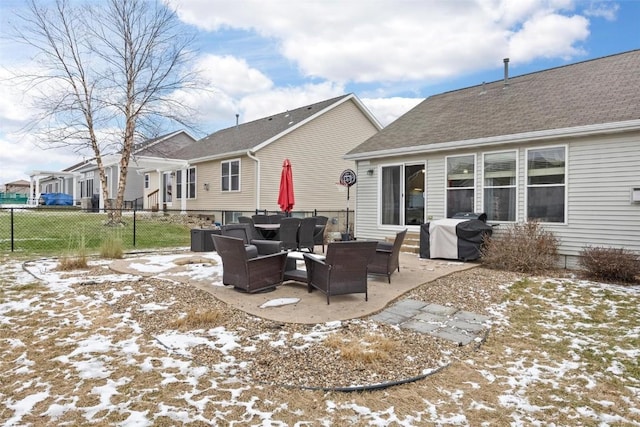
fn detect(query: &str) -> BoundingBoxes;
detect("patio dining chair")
[297,217,317,253]
[268,214,285,224]
[252,214,270,224]
[278,217,300,251]
[312,216,328,253]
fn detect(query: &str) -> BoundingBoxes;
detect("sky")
[0,0,639,187]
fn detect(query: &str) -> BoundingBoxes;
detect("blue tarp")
[40,193,73,206]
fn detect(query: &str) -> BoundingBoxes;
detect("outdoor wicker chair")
[212,234,287,293]
[278,217,301,251]
[312,215,328,253]
[268,214,285,224]
[221,223,283,255]
[251,214,270,224]
[297,217,317,252]
[303,240,377,304]
[367,228,407,283]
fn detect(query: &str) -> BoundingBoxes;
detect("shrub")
[579,246,640,283]
[481,220,559,274]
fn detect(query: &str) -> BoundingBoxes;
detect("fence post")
[10,208,14,252]
[133,209,137,247]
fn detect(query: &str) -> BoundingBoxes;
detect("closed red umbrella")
[278,158,295,213]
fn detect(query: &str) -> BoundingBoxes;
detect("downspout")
[246,151,261,210]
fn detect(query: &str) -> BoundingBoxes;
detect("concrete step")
[393,231,421,254]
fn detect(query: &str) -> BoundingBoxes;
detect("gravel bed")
[73,266,523,390]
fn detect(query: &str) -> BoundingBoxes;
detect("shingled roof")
[346,50,640,157]
[169,94,353,161]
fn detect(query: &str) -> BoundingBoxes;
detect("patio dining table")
[254,223,280,240]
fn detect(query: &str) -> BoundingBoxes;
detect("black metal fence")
[0,206,355,255]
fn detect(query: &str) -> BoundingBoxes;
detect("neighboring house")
[140,94,382,219]
[345,50,640,267]
[4,180,30,195]
[30,130,196,208]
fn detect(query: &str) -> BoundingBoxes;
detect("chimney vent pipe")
[503,58,510,87]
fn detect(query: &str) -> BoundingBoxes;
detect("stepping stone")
[400,320,441,333]
[429,327,475,345]
[453,310,491,324]
[421,303,458,316]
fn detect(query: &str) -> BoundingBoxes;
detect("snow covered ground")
[1,253,639,426]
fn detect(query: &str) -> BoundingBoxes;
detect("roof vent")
[503,58,510,88]
[480,81,486,95]
[235,113,239,128]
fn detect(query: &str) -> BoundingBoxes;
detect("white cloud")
[360,97,423,127]
[195,54,273,95]
[585,1,619,21]
[169,0,592,83]
[508,13,589,61]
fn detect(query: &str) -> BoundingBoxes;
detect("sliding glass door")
[381,163,425,226]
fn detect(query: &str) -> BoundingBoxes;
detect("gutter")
[344,119,640,161]
[246,151,260,209]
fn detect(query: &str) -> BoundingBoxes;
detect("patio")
[109,249,476,324]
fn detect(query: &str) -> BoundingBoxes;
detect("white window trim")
[176,167,197,199]
[524,144,568,225]
[144,173,149,189]
[186,166,197,199]
[481,149,518,223]
[445,153,477,218]
[221,159,241,192]
[377,162,426,228]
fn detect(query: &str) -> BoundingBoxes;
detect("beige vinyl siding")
[257,99,378,212]
[185,157,257,211]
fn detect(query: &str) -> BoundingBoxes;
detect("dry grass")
[99,231,124,259]
[171,308,223,329]
[57,254,89,270]
[3,261,638,425]
[324,332,400,363]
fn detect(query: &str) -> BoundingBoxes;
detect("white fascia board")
[29,170,78,178]
[186,149,249,165]
[344,119,640,161]
[133,156,190,173]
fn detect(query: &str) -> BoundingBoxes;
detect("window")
[446,154,475,217]
[163,172,173,203]
[221,160,240,192]
[144,174,149,189]
[175,167,197,199]
[80,179,94,198]
[483,151,517,221]
[526,146,566,223]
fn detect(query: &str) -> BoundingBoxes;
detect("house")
[140,94,382,221]
[345,50,640,267]
[30,130,196,208]
[3,179,30,195]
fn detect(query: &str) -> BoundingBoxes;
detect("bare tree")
[11,0,200,222]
